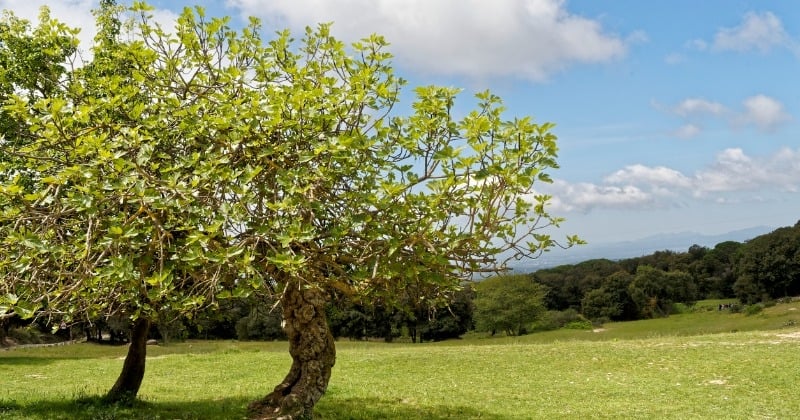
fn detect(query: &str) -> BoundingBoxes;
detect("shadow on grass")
[0,353,114,365]
[0,395,508,420]
[0,356,62,366]
[315,396,509,420]
[0,396,252,420]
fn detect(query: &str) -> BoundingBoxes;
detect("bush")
[154,315,188,345]
[563,319,593,330]
[420,317,465,342]
[531,311,560,332]
[671,303,692,314]
[7,325,62,345]
[743,303,764,316]
[235,307,286,341]
[8,326,42,344]
[532,309,588,332]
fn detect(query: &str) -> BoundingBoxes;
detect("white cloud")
[545,147,800,213]
[664,52,685,65]
[673,124,701,139]
[0,1,180,59]
[0,0,98,49]
[673,98,727,118]
[226,0,629,81]
[736,94,791,132]
[626,30,648,45]
[695,147,800,194]
[663,94,790,137]
[660,97,727,138]
[604,164,692,189]
[712,11,789,53]
[542,180,653,213]
[686,38,708,51]
[694,148,760,193]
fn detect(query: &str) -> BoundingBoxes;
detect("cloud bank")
[544,147,800,213]
[226,0,629,81]
[712,11,790,53]
[690,10,798,55]
[0,0,179,56]
[661,94,791,138]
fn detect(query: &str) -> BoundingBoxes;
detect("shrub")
[671,303,691,314]
[8,326,42,344]
[532,309,588,331]
[235,307,286,341]
[7,326,61,345]
[531,311,560,332]
[563,319,593,330]
[743,303,764,316]
[591,317,609,328]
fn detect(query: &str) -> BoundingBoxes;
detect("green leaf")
[14,301,38,319]
[267,253,306,269]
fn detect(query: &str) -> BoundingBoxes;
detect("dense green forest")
[3,221,798,345]
[335,220,800,339]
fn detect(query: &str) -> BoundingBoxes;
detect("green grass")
[2,300,799,419]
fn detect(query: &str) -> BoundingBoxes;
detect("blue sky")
[3,0,799,245]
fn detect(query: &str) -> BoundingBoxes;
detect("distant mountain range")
[509,225,776,272]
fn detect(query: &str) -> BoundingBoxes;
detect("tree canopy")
[734,222,800,304]
[473,274,547,336]
[0,3,578,418]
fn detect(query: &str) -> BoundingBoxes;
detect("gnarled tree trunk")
[105,317,151,404]
[248,283,336,420]
[0,317,8,347]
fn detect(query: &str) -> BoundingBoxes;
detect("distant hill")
[510,225,775,272]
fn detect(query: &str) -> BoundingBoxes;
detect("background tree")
[385,272,474,343]
[1,1,257,402]
[700,241,742,299]
[183,297,251,340]
[581,287,621,321]
[598,270,639,321]
[627,265,696,318]
[0,2,78,348]
[235,301,287,341]
[473,275,548,336]
[0,4,579,418]
[420,286,475,342]
[734,223,800,304]
[0,313,15,345]
[533,259,620,311]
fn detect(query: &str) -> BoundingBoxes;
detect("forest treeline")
[326,219,800,339]
[3,221,798,344]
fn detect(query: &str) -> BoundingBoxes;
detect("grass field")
[1,300,799,419]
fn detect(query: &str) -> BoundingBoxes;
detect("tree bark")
[105,317,150,404]
[0,318,8,346]
[248,283,336,420]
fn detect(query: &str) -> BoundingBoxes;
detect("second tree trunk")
[105,317,150,404]
[248,283,336,420]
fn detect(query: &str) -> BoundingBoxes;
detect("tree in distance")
[628,265,696,318]
[734,222,800,304]
[0,2,581,418]
[473,274,548,336]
